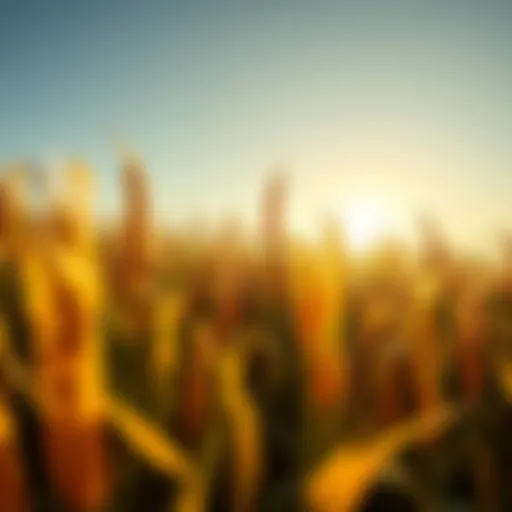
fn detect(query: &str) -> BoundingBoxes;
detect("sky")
[1,0,512,252]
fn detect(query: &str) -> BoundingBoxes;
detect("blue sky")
[1,0,512,250]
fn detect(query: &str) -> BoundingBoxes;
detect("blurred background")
[1,1,512,511]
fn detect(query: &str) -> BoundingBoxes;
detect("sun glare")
[340,200,389,252]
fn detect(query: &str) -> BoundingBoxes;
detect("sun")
[340,200,389,252]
